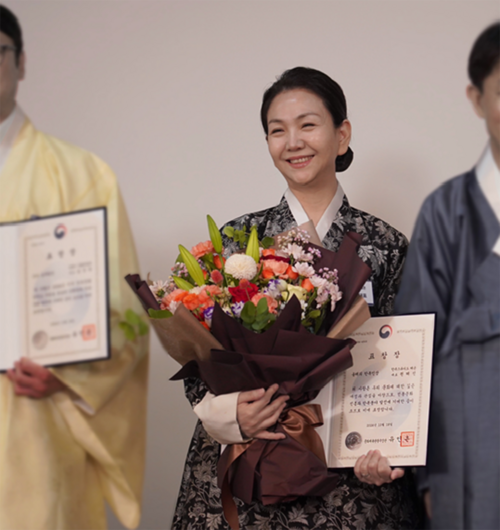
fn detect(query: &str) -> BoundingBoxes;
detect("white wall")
[4,1,499,528]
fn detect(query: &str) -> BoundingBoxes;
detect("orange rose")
[262,269,275,280]
[183,293,201,311]
[262,249,276,257]
[285,265,299,280]
[162,289,188,310]
[214,255,225,269]
[301,278,314,292]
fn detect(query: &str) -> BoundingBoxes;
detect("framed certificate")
[311,314,435,467]
[0,208,110,370]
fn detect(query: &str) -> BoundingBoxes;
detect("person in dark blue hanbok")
[395,22,500,530]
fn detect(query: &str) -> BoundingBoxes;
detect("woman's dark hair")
[0,4,23,64]
[468,22,500,91]
[261,67,353,172]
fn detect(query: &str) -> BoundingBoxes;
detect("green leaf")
[207,215,223,254]
[148,308,173,319]
[202,253,214,267]
[138,319,149,335]
[256,297,269,316]
[124,309,150,335]
[124,309,141,326]
[223,226,235,238]
[252,319,269,331]
[261,237,274,249]
[119,321,136,341]
[240,301,256,324]
[246,226,260,263]
[306,309,322,319]
[179,245,206,286]
[173,276,194,290]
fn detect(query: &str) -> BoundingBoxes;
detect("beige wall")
[4,0,499,528]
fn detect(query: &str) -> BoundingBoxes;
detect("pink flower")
[210,270,224,284]
[262,259,289,277]
[251,293,278,314]
[191,240,215,259]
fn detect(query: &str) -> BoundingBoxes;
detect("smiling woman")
[172,67,420,530]
[266,88,350,218]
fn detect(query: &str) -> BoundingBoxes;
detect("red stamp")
[400,431,415,447]
[82,324,96,341]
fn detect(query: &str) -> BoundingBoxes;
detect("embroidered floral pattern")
[172,196,418,529]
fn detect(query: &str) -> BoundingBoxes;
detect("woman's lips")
[287,155,313,168]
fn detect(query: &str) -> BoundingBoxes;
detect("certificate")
[0,208,110,370]
[311,314,435,467]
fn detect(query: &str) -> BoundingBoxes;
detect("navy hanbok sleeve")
[394,193,456,350]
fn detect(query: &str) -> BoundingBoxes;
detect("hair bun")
[335,147,354,172]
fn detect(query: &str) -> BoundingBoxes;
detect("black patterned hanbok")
[172,195,420,530]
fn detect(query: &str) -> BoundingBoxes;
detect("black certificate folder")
[0,207,110,370]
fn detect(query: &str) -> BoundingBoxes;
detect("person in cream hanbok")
[173,67,420,529]
[0,6,148,530]
[395,23,500,530]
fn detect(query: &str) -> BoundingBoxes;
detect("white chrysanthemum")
[292,262,316,278]
[224,254,258,280]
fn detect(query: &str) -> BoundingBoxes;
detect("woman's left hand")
[354,450,405,486]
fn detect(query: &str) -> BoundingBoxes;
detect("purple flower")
[204,306,214,327]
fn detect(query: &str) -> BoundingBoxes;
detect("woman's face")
[266,88,351,192]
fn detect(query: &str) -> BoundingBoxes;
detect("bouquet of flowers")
[126,216,371,530]
[149,217,346,335]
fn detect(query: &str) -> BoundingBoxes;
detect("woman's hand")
[237,383,289,440]
[354,449,405,486]
[6,357,67,399]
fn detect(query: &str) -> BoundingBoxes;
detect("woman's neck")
[289,179,338,226]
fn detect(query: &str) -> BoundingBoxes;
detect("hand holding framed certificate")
[311,313,435,467]
[0,208,110,370]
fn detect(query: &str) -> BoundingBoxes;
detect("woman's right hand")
[237,383,289,440]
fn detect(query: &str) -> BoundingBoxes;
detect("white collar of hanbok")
[0,105,26,175]
[476,144,500,223]
[284,183,345,242]
[476,144,500,256]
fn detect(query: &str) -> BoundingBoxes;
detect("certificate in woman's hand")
[312,313,435,467]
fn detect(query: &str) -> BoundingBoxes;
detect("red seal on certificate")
[400,431,415,447]
[82,324,96,341]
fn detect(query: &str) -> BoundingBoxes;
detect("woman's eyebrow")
[268,112,321,125]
